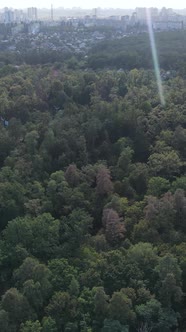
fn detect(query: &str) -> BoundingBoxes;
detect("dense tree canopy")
[0,30,185,332]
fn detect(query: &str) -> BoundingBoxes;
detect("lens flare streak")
[146,9,165,106]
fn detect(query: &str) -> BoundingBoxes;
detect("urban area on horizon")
[1,6,186,59]
[1,6,186,28]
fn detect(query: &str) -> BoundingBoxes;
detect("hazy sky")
[0,0,185,9]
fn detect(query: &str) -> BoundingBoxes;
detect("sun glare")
[146,8,166,106]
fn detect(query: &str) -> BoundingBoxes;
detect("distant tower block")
[93,8,98,18]
[27,7,38,21]
[51,4,53,20]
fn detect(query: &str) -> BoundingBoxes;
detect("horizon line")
[1,6,186,10]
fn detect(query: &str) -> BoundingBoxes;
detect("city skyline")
[0,0,186,9]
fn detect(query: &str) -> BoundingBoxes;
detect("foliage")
[0,32,185,332]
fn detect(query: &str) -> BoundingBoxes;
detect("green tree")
[155,254,183,307]
[20,320,42,332]
[3,213,60,260]
[0,310,9,332]
[48,258,77,292]
[42,317,57,332]
[0,180,25,229]
[46,292,78,331]
[171,176,186,192]
[25,130,39,155]
[148,150,181,178]
[94,287,109,324]
[147,177,170,197]
[136,299,178,332]
[116,147,134,179]
[60,209,93,255]
[129,163,149,197]
[101,319,129,332]
[109,290,136,325]
[1,288,34,330]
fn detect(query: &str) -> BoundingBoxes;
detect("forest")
[87,31,186,73]
[0,30,185,332]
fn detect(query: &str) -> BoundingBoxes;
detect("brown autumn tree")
[102,208,126,245]
[96,166,113,196]
[65,164,80,187]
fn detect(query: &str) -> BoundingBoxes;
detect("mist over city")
[0,0,186,9]
[1,4,186,24]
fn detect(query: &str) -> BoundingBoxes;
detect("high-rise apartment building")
[3,8,14,24]
[150,8,159,17]
[135,7,146,23]
[14,9,25,23]
[27,7,38,21]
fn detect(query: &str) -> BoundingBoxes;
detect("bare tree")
[137,322,153,332]
[96,165,113,195]
[102,208,125,245]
